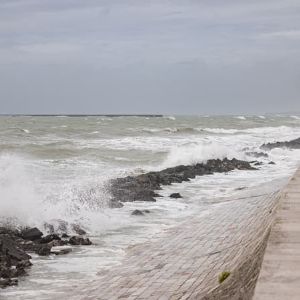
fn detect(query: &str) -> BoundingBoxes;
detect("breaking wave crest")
[162,142,244,168]
[0,154,114,233]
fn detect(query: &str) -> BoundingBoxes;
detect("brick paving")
[72,190,280,300]
[253,168,300,300]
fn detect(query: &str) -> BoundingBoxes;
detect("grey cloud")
[0,0,300,114]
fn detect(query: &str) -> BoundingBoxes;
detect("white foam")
[0,154,44,226]
[164,116,176,120]
[202,128,239,134]
[162,142,243,168]
[0,154,124,234]
[290,115,300,120]
[236,116,246,120]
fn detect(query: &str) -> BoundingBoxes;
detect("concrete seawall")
[70,187,281,300]
[253,168,300,300]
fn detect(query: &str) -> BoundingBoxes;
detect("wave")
[127,125,300,139]
[236,116,246,120]
[0,154,114,233]
[202,128,240,134]
[6,127,31,134]
[162,142,244,168]
[164,116,176,120]
[290,115,300,120]
[202,125,300,137]
[140,127,200,134]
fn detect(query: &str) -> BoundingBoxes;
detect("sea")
[0,114,300,299]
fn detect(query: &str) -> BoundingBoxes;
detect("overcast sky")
[0,0,300,114]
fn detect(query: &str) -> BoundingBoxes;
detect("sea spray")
[162,142,244,168]
[0,153,124,234]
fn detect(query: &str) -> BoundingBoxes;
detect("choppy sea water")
[0,114,300,299]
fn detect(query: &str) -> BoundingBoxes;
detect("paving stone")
[254,168,300,300]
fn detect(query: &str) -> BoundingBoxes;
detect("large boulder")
[169,193,182,199]
[68,236,92,246]
[0,234,31,263]
[36,244,51,256]
[21,227,43,241]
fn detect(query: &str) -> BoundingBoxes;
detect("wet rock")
[245,151,268,158]
[68,236,92,246]
[61,233,70,238]
[0,278,18,288]
[0,227,19,236]
[36,244,51,256]
[235,187,247,191]
[261,137,300,150]
[131,209,145,216]
[21,227,43,241]
[252,161,263,166]
[0,233,32,288]
[71,224,86,235]
[0,234,31,263]
[18,240,37,252]
[48,239,67,247]
[169,193,182,199]
[51,246,72,255]
[40,234,61,244]
[268,161,276,165]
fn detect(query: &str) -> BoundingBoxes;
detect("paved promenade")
[72,188,279,300]
[254,168,300,300]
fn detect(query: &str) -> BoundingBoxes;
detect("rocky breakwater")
[261,137,300,150]
[109,158,256,206]
[0,226,92,289]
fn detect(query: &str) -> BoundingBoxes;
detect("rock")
[131,209,145,216]
[51,246,72,255]
[71,224,86,235]
[0,227,20,236]
[18,240,37,252]
[261,137,300,150]
[109,158,256,205]
[48,239,67,247]
[245,151,268,158]
[235,187,247,191]
[0,234,31,263]
[68,236,92,246]
[40,234,61,244]
[0,233,32,288]
[61,233,70,238]
[268,161,276,165]
[0,277,18,288]
[21,228,43,241]
[169,193,182,198]
[36,244,51,256]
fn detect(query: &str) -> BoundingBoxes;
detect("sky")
[0,0,300,115]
